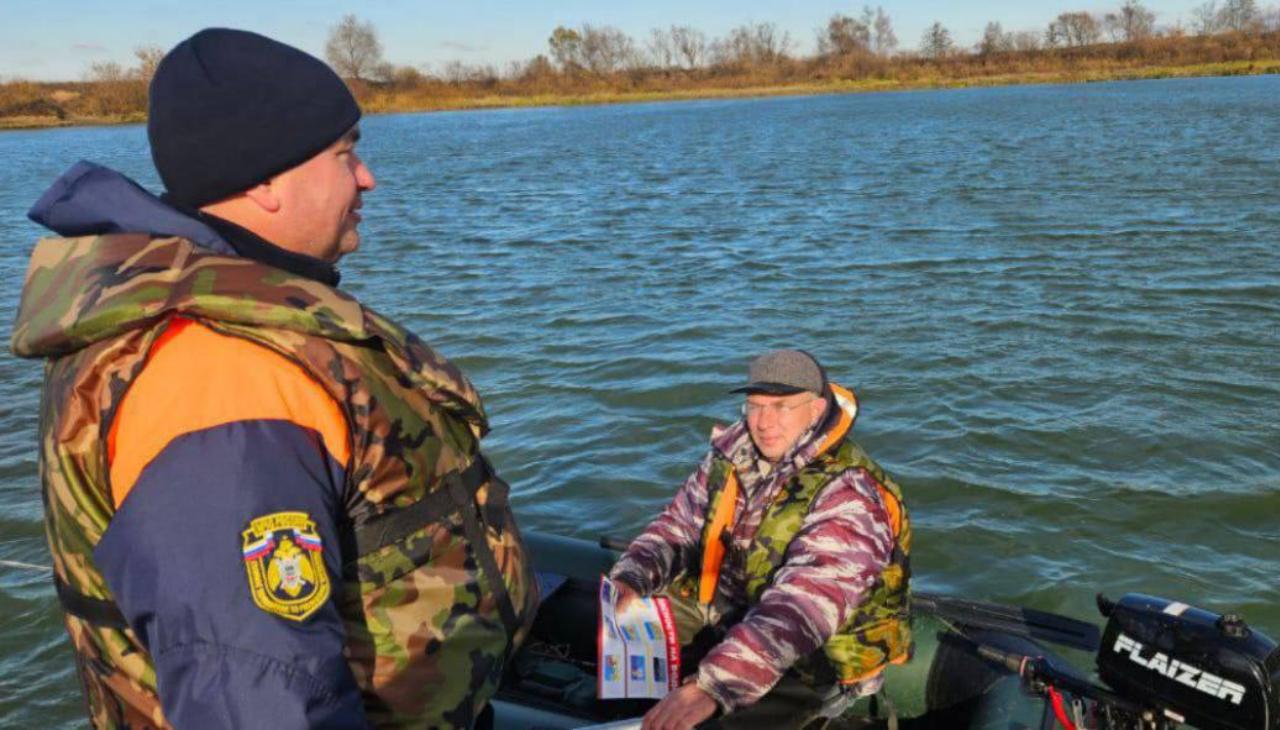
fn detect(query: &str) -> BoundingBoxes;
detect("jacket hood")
[27,161,236,256]
[12,171,490,433]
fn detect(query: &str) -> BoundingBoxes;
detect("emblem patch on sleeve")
[241,511,330,621]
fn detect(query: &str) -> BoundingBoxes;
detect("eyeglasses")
[742,398,816,419]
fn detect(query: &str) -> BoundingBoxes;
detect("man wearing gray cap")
[611,350,912,729]
[12,28,534,729]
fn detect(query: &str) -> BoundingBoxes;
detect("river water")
[1,75,1277,723]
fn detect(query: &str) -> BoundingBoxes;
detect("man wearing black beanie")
[150,27,369,284]
[13,28,536,730]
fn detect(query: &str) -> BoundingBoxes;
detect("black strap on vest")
[54,576,129,630]
[347,456,505,557]
[60,456,520,638]
[445,471,521,635]
[348,454,520,637]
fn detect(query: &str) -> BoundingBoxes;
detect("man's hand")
[642,683,717,730]
[613,579,643,615]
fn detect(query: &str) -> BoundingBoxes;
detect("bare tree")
[1012,30,1043,51]
[85,60,146,115]
[1045,21,1061,47]
[474,63,499,84]
[977,22,1014,55]
[1123,0,1157,39]
[1192,0,1222,33]
[919,22,955,58]
[1218,0,1260,31]
[818,14,871,57]
[1103,14,1123,41]
[549,26,584,70]
[749,22,792,63]
[1105,0,1157,41]
[1068,12,1102,45]
[648,27,676,69]
[670,25,708,68]
[325,15,384,81]
[1047,12,1102,47]
[871,7,898,55]
[133,45,165,85]
[441,60,468,84]
[87,61,126,83]
[514,54,556,83]
[714,22,792,67]
[579,25,638,74]
[1265,6,1280,31]
[441,61,498,85]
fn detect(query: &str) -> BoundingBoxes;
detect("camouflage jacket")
[11,230,537,728]
[611,385,910,711]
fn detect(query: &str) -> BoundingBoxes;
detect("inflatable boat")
[493,531,1280,730]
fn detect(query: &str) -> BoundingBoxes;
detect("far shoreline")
[3,58,1277,132]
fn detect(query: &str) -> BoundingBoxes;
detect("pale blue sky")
[2,0,1209,81]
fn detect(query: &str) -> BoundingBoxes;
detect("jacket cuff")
[695,668,737,713]
[607,559,654,596]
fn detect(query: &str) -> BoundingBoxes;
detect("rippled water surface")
[2,76,1278,723]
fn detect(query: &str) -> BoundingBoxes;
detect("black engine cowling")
[1097,593,1280,730]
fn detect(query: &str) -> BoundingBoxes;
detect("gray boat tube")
[494,531,1092,729]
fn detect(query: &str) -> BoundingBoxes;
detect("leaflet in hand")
[598,576,680,700]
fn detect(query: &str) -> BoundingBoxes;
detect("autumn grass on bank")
[354,58,1280,116]
[0,113,144,130]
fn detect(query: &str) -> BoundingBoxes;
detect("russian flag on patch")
[243,537,275,561]
[294,531,323,552]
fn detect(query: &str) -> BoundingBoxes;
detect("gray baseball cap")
[731,349,827,396]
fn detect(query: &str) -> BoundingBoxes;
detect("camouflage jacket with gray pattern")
[612,385,910,710]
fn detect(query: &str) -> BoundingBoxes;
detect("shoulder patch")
[242,511,331,621]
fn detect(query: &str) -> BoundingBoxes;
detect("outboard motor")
[1097,593,1280,730]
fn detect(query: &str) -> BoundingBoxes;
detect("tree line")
[3,2,1280,126]
[324,1,1280,82]
[319,4,1280,114]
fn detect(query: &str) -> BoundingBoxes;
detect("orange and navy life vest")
[12,233,537,728]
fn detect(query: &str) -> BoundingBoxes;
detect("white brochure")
[597,576,681,700]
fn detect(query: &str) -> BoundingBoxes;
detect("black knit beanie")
[148,28,362,207]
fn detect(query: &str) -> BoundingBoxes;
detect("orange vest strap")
[816,389,855,455]
[837,652,907,686]
[875,483,903,539]
[699,468,739,604]
[107,316,351,508]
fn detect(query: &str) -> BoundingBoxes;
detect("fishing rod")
[951,633,1164,730]
[0,558,50,572]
